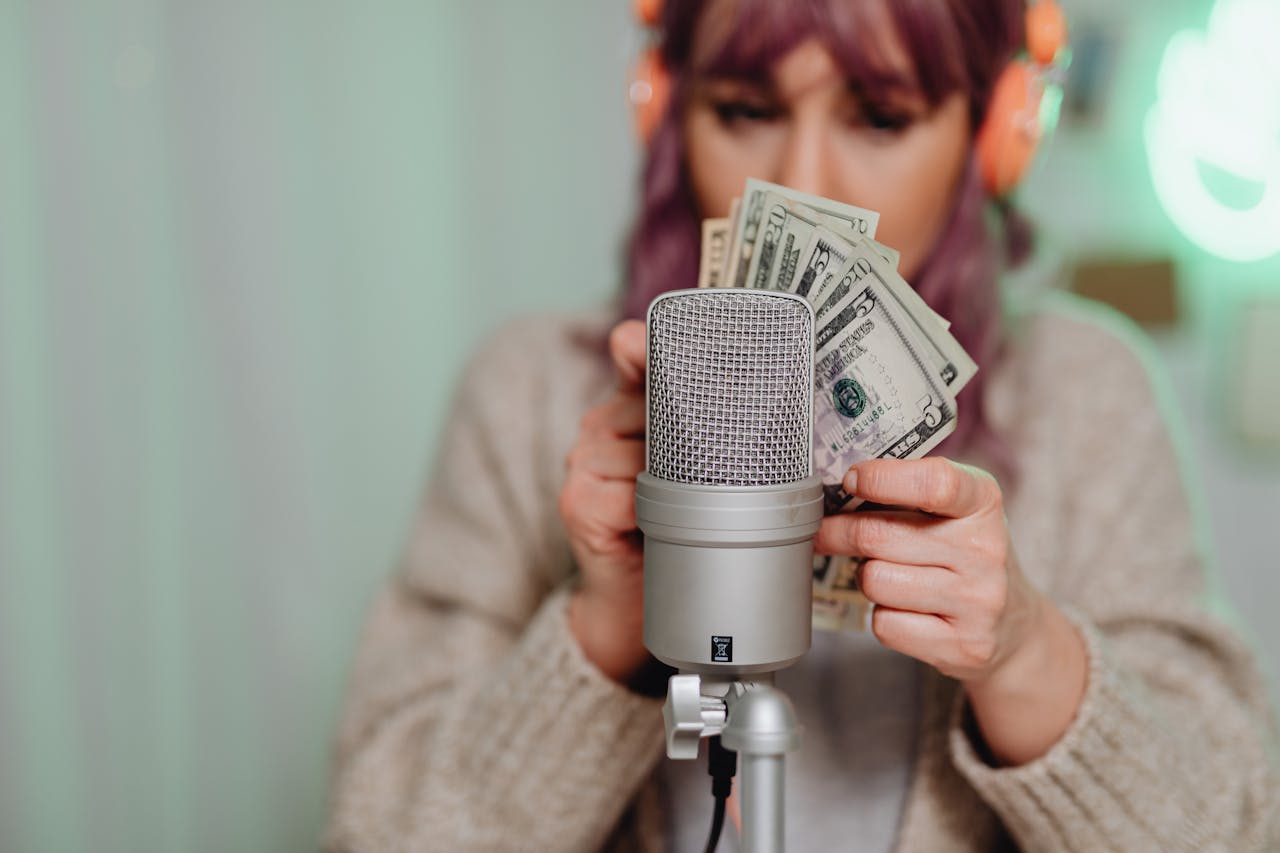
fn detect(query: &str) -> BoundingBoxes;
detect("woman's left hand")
[814,456,1043,688]
[816,456,1090,766]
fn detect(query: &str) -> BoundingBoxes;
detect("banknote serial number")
[828,404,890,450]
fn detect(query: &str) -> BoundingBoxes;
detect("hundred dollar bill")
[726,177,879,289]
[697,217,731,289]
[812,279,958,512]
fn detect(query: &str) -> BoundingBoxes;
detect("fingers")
[855,559,961,617]
[579,393,645,439]
[558,475,640,555]
[565,438,645,481]
[869,608,952,666]
[580,320,646,441]
[609,320,646,393]
[816,505,1009,581]
[814,510,949,565]
[846,457,1001,518]
[561,321,649,557]
[870,605,1006,680]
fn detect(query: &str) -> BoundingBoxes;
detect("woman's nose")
[773,118,831,198]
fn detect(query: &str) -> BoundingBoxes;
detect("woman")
[326,1,1280,850]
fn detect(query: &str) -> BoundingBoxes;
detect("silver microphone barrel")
[638,289,823,675]
[638,473,821,673]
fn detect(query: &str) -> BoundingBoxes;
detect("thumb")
[609,320,646,393]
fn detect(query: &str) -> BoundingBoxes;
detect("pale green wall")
[0,1,634,850]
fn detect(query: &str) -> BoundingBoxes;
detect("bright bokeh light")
[1145,0,1280,262]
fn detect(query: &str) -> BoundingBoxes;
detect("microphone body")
[637,289,823,677]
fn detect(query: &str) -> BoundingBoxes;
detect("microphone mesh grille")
[647,291,813,487]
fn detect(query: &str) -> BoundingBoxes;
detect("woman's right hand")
[560,320,651,683]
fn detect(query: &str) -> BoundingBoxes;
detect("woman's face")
[683,34,972,281]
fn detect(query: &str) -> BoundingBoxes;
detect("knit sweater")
[326,293,1280,852]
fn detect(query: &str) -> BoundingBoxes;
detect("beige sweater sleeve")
[325,318,664,852]
[946,304,1280,851]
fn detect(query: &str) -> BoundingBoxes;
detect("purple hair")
[622,0,1033,478]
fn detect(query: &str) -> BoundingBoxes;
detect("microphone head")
[645,289,814,487]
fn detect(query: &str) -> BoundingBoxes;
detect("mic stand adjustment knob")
[662,673,728,759]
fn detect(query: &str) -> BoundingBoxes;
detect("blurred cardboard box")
[1070,258,1180,328]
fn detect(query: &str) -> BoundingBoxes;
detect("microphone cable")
[703,735,737,853]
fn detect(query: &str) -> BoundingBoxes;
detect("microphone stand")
[664,673,802,853]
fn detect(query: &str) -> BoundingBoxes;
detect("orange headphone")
[629,0,1070,197]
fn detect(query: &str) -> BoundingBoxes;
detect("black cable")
[705,794,727,853]
[703,735,737,853]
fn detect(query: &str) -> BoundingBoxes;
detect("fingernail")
[843,468,857,495]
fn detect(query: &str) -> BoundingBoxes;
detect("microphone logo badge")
[711,636,733,663]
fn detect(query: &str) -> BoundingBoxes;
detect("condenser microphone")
[637,288,824,676]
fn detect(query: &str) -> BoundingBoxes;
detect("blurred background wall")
[0,1,1276,851]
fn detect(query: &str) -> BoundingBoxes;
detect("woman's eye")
[855,105,915,135]
[711,99,782,126]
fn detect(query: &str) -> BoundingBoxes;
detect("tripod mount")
[663,673,802,853]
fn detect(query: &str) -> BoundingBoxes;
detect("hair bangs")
[681,0,826,81]
[671,0,1021,124]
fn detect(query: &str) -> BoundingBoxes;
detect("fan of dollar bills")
[695,178,978,632]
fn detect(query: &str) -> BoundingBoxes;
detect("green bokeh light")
[1145,0,1280,263]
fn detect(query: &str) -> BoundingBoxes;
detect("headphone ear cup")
[976,61,1045,197]
[1026,0,1068,65]
[630,47,672,145]
[633,0,663,28]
